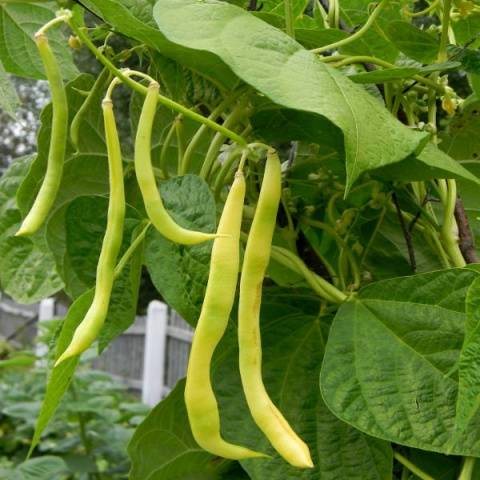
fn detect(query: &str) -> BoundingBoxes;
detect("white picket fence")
[0,296,193,407]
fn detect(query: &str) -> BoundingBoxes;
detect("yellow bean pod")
[16,33,68,236]
[238,150,313,468]
[55,98,125,366]
[185,170,265,459]
[135,82,218,245]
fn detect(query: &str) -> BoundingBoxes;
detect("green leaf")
[144,174,217,326]
[81,0,238,90]
[448,46,480,75]
[338,0,400,62]
[0,61,19,117]
[10,456,69,480]
[372,143,480,185]
[153,0,428,191]
[348,67,421,84]
[321,267,480,456]
[439,101,480,161]
[128,379,233,480]
[49,195,140,299]
[453,276,480,443]
[0,2,78,80]
[385,21,439,63]
[452,13,480,45]
[0,157,63,303]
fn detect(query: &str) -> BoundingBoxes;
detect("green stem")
[180,91,245,175]
[284,0,295,38]
[328,55,446,93]
[113,221,151,278]
[68,18,247,147]
[199,99,249,180]
[159,120,177,179]
[175,115,185,176]
[213,147,242,199]
[393,452,434,480]
[458,457,476,480]
[312,0,388,53]
[271,246,347,303]
[404,0,439,17]
[438,0,453,63]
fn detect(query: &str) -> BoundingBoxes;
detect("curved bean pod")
[16,33,68,236]
[238,149,313,468]
[185,169,265,459]
[135,82,218,245]
[55,98,125,365]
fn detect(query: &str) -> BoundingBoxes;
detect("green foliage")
[0,362,148,479]
[2,0,480,478]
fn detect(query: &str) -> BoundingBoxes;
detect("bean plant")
[1,0,480,478]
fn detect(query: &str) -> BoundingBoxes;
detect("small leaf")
[144,175,217,325]
[385,21,439,63]
[12,456,68,480]
[0,61,19,117]
[0,3,78,80]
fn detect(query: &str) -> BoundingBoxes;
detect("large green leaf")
[47,195,141,299]
[144,175,217,325]
[385,21,439,64]
[81,0,238,90]
[0,157,63,303]
[321,267,480,456]
[128,379,233,480]
[153,0,428,191]
[371,143,480,185]
[0,61,19,118]
[0,2,78,80]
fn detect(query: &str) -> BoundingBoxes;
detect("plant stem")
[68,17,247,147]
[271,246,347,303]
[438,0,453,63]
[393,452,434,480]
[159,120,177,179]
[284,0,295,38]
[312,0,388,53]
[328,55,446,93]
[175,115,185,175]
[458,457,476,480]
[180,90,246,175]
[113,221,151,278]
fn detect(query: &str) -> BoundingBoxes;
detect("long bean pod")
[16,33,68,236]
[135,82,219,245]
[238,150,313,468]
[55,97,125,365]
[185,169,265,459]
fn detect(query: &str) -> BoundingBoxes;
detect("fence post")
[36,298,55,365]
[142,300,168,407]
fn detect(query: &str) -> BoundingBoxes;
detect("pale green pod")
[55,99,125,366]
[185,170,265,460]
[238,150,313,468]
[16,34,68,236]
[135,82,218,245]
